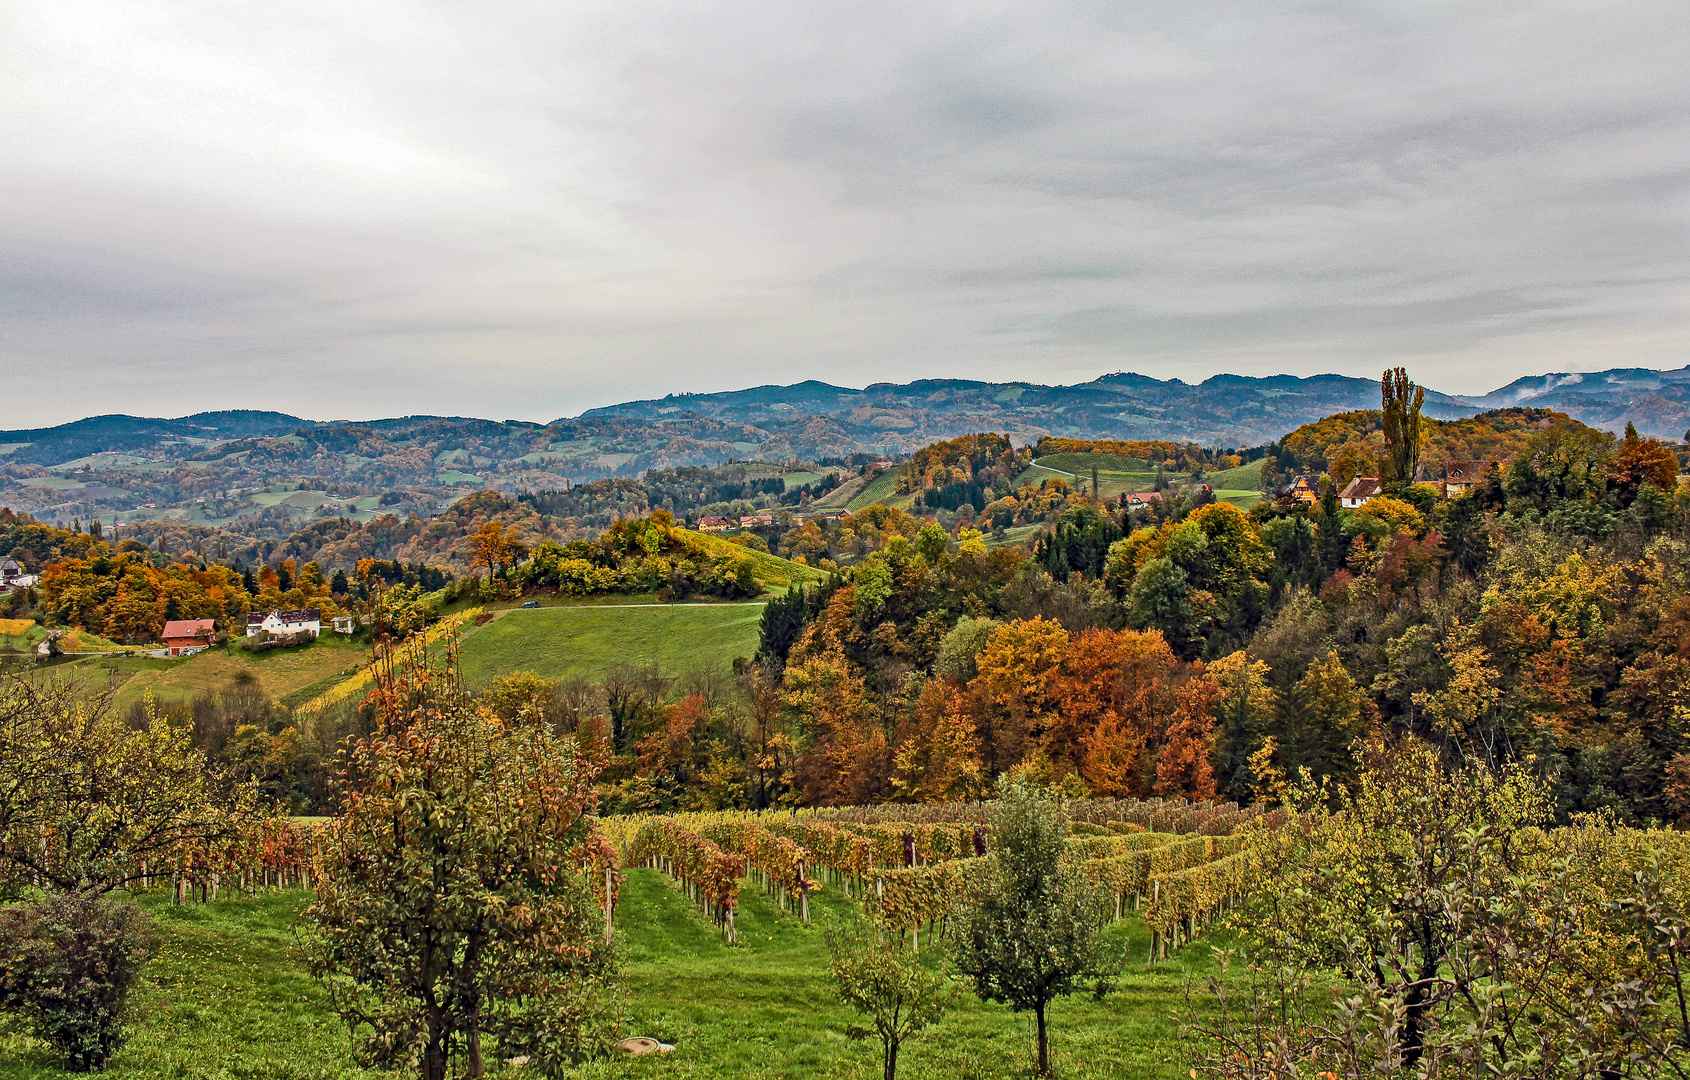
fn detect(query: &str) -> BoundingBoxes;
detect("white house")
[245,607,322,638]
[1338,476,1381,509]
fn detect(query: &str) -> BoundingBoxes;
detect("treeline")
[0,509,461,644]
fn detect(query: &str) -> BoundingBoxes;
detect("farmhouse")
[1338,476,1381,509]
[1287,476,1318,505]
[1443,460,1493,498]
[0,558,34,590]
[1123,491,1163,511]
[696,516,732,532]
[739,513,775,528]
[246,608,322,638]
[162,619,217,657]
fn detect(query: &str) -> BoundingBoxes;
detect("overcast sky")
[2,1,1687,427]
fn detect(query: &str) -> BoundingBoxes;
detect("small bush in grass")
[827,924,951,1080]
[0,891,157,1072]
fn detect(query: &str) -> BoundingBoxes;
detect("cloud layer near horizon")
[2,1,1687,426]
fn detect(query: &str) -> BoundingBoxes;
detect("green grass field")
[1034,452,1152,475]
[0,874,1216,1080]
[53,636,370,712]
[806,473,871,511]
[845,470,910,512]
[1014,456,1265,509]
[457,603,766,687]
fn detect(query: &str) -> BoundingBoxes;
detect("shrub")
[0,891,157,1072]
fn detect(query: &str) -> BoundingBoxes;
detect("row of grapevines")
[828,821,986,867]
[627,817,745,938]
[861,860,985,932]
[1063,831,1180,861]
[697,819,816,919]
[1075,833,1250,919]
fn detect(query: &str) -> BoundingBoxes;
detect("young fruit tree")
[0,678,255,896]
[0,676,251,1073]
[1190,738,1690,1077]
[303,644,620,1080]
[950,778,1119,1077]
[827,924,951,1080]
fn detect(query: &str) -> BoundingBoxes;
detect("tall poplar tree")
[1380,366,1426,483]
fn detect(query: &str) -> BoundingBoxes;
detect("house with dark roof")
[1338,476,1381,509]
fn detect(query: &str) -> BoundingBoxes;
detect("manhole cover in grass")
[619,1037,675,1055]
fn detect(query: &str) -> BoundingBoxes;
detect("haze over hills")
[2,366,1686,531]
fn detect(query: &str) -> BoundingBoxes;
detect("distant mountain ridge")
[3,365,1684,534]
[577,371,1479,448]
[1453,365,1690,439]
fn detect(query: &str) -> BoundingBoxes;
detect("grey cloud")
[0,0,1685,426]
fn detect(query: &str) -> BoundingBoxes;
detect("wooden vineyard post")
[798,860,810,924]
[973,826,987,858]
[603,866,615,945]
[1150,880,1161,962]
[725,904,737,945]
[903,831,915,868]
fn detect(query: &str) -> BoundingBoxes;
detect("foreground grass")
[0,873,1216,1079]
[458,604,765,687]
[0,892,362,1080]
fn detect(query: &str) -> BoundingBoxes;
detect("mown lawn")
[0,874,1218,1080]
[457,604,766,687]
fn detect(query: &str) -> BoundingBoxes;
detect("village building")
[1287,476,1319,505]
[696,516,732,533]
[1123,491,1162,509]
[738,513,775,528]
[0,558,35,590]
[162,618,217,657]
[246,608,322,638]
[1338,476,1381,509]
[1443,460,1493,498]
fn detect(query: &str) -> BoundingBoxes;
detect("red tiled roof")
[162,619,216,640]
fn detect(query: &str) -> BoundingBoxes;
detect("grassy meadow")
[457,603,766,687]
[48,635,371,712]
[0,872,1215,1080]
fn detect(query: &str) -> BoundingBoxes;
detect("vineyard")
[605,796,1285,958]
[82,792,1276,967]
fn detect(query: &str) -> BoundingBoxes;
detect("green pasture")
[0,874,1217,1080]
[1204,459,1264,491]
[806,472,870,510]
[52,635,369,712]
[457,603,765,687]
[844,470,910,512]
[1034,452,1153,475]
